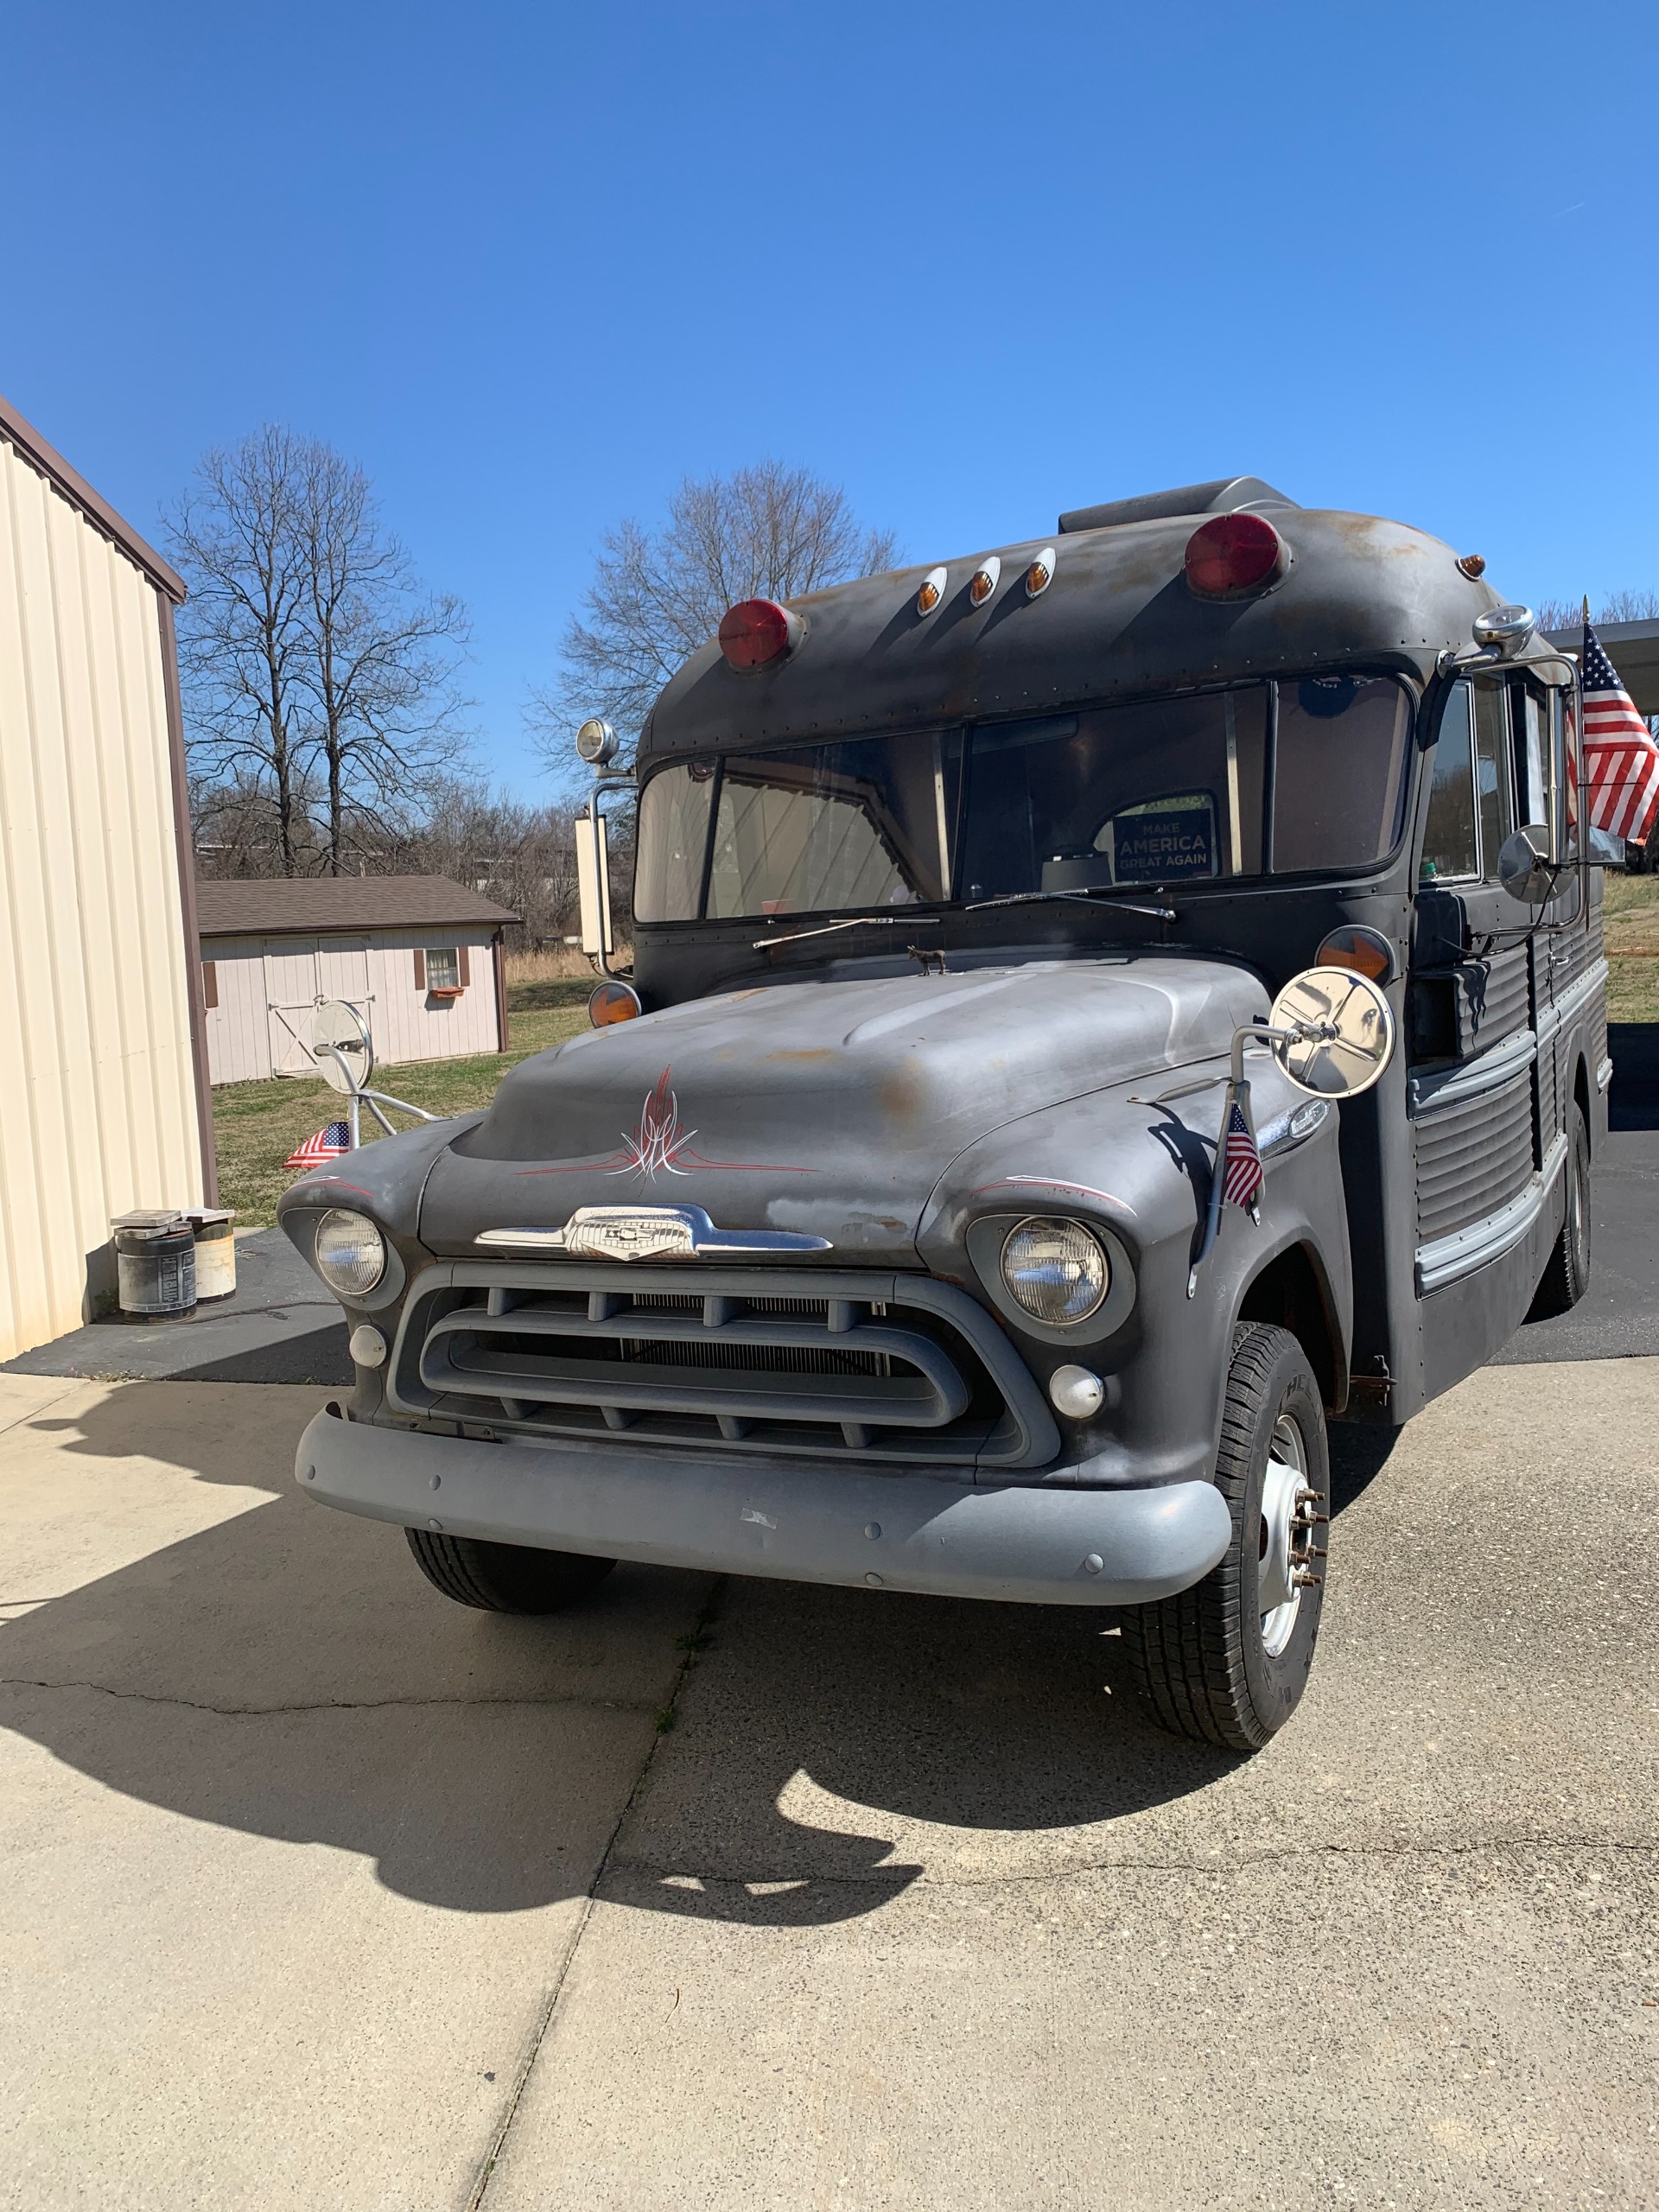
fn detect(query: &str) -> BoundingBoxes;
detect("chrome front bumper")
[295,1407,1232,1608]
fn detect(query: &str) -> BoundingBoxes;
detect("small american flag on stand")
[1583,615,1659,846]
[285,1121,352,1172]
[1221,1095,1263,1213]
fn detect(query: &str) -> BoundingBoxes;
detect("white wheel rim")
[1259,1414,1307,1659]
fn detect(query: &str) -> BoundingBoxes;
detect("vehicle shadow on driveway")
[0,1383,1378,1929]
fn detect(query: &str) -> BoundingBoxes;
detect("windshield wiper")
[751,913,946,950]
[962,888,1177,922]
[751,886,1174,951]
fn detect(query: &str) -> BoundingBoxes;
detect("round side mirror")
[1497,824,1556,905]
[1267,968,1395,1098]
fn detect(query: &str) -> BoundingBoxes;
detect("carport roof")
[195,875,518,939]
[1543,618,1659,717]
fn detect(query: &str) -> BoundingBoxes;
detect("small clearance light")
[588,979,644,1027]
[969,555,1001,607]
[1025,547,1056,598]
[717,598,802,671]
[348,1324,387,1369]
[1315,925,1395,985]
[1184,512,1287,599]
[916,566,947,616]
[1456,553,1487,580]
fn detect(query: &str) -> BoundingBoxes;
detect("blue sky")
[5,1,1656,798]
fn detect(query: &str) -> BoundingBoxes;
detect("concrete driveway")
[0,1362,1653,2209]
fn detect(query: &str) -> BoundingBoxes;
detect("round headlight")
[1000,1217,1109,1326]
[313,1209,386,1299]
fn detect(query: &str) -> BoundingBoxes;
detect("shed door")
[317,937,371,1006]
[264,939,321,1075]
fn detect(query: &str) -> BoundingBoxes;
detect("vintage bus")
[283,476,1607,1750]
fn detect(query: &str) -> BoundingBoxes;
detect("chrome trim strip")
[1415,1130,1567,1296]
[1408,1025,1535,1118]
[1597,1055,1614,1094]
[1256,1097,1330,1158]
[475,1205,831,1259]
[1535,958,1609,1052]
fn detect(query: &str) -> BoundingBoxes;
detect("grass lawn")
[213,981,593,1225]
[1601,873,1659,1021]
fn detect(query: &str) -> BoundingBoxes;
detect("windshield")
[634,677,1412,923]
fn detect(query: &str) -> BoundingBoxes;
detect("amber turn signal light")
[1314,925,1394,985]
[588,980,644,1027]
[1025,546,1055,598]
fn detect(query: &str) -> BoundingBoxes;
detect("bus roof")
[639,488,1510,765]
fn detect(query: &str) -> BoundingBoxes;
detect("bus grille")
[385,1263,1058,1469]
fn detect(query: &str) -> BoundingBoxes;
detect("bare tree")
[168,428,472,876]
[296,448,472,874]
[530,461,899,770]
[168,428,313,874]
[192,766,326,879]
[377,781,589,947]
[1535,588,1659,632]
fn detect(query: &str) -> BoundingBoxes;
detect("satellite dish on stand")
[296,999,435,1156]
[308,1000,374,1095]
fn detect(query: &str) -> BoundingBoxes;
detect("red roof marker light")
[717,598,803,670]
[1184,512,1288,599]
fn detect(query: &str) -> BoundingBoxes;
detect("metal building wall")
[0,419,207,1358]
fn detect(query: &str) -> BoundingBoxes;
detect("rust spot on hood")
[880,1065,928,1122]
[765,1048,838,1063]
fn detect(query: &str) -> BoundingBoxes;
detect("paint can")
[187,1210,237,1301]
[111,1212,196,1322]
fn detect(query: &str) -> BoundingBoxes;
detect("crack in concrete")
[604,1833,1659,1892]
[467,1576,727,2212]
[0,1675,659,1720]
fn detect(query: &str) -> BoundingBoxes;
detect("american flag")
[1583,620,1659,846]
[285,1121,352,1171]
[1221,1096,1262,1211]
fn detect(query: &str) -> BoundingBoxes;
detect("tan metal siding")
[0,436,204,1357]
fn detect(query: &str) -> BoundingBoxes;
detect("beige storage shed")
[0,391,213,1362]
[196,876,517,1084]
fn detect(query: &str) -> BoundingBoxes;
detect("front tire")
[1528,1101,1592,1319]
[405,1529,616,1613]
[1126,1323,1329,1752]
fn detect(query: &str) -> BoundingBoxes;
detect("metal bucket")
[113,1215,196,1322]
[187,1210,237,1301]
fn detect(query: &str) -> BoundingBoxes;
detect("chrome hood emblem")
[474,1204,830,1262]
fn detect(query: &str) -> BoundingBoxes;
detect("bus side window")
[1510,680,1546,829]
[1421,682,1478,882]
[1471,680,1515,881]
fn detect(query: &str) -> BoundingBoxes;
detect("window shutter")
[458,944,471,987]
[413,948,426,989]
[201,960,218,1010]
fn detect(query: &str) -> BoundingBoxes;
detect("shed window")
[425,946,461,992]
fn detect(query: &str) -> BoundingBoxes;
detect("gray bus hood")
[416,956,1268,1261]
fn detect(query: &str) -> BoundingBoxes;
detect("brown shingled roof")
[195,874,518,938]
